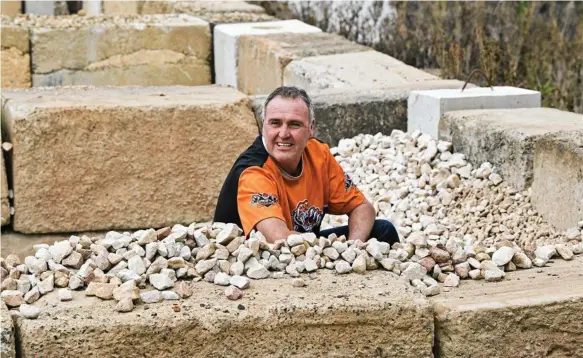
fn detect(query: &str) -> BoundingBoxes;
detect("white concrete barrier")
[408,86,541,138]
[214,19,321,88]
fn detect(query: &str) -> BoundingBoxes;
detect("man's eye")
[290,123,301,128]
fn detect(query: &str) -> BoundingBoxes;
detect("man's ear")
[309,120,315,138]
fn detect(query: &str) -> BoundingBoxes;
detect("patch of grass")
[384,1,583,113]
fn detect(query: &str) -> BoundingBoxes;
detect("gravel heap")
[1,130,582,318]
[323,130,583,251]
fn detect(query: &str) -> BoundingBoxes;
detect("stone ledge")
[439,107,583,191]
[0,302,15,358]
[431,256,583,358]
[1,85,257,233]
[15,271,434,358]
[283,51,439,92]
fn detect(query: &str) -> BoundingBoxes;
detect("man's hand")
[255,217,299,243]
[347,201,375,242]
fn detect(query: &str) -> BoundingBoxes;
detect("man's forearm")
[347,201,375,242]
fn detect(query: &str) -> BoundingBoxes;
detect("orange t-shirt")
[214,136,366,236]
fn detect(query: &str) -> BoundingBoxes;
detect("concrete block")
[1,0,22,16]
[431,256,583,358]
[24,0,69,15]
[252,80,467,147]
[283,51,439,92]
[531,131,583,230]
[1,85,258,234]
[408,86,541,138]
[16,271,434,357]
[30,14,211,87]
[1,22,31,88]
[214,19,321,88]
[238,32,371,95]
[0,302,15,358]
[439,108,583,191]
[82,0,102,16]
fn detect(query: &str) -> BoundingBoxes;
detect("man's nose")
[279,125,291,138]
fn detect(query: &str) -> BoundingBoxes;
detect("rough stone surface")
[30,14,211,87]
[238,32,370,95]
[0,22,31,88]
[0,301,15,358]
[439,108,583,191]
[531,131,583,230]
[251,80,467,146]
[283,51,439,92]
[431,256,583,358]
[1,86,257,233]
[16,270,433,357]
[1,1,22,16]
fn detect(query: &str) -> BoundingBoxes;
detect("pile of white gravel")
[1,130,582,319]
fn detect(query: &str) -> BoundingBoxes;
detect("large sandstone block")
[30,14,211,87]
[103,1,266,15]
[531,131,583,230]
[1,86,257,234]
[238,32,371,95]
[431,256,583,358]
[1,21,31,88]
[283,51,439,92]
[439,108,583,191]
[16,271,434,357]
[214,20,321,88]
[0,302,15,358]
[252,80,467,146]
[1,1,22,16]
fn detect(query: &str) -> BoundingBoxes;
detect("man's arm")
[255,217,299,243]
[347,200,375,242]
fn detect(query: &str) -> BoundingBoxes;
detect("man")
[214,86,399,244]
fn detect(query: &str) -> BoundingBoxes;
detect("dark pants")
[317,219,400,245]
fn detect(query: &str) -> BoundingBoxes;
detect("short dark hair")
[261,86,315,125]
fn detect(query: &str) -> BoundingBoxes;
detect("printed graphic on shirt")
[292,199,323,232]
[344,173,356,192]
[250,193,279,208]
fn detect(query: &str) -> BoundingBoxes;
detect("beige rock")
[225,285,243,300]
[0,24,31,89]
[30,15,210,87]
[1,1,22,16]
[1,290,23,307]
[238,32,370,95]
[174,281,193,299]
[555,245,574,260]
[2,86,257,233]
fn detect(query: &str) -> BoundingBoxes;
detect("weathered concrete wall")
[283,51,439,92]
[0,302,15,358]
[238,32,371,95]
[15,271,434,358]
[0,21,31,88]
[431,256,583,358]
[252,80,467,146]
[29,14,211,87]
[531,131,583,230]
[439,108,583,191]
[24,0,69,15]
[1,86,258,234]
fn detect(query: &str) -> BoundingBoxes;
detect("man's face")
[262,96,314,174]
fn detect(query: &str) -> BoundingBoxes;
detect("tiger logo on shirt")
[292,199,323,232]
[250,193,279,208]
[344,173,356,192]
